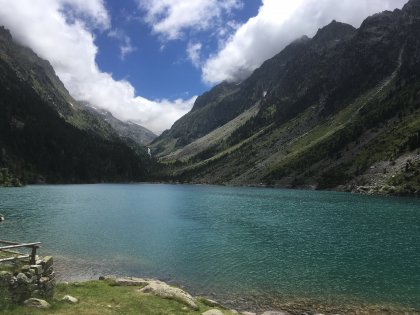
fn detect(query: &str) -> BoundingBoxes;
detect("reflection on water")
[1,184,420,311]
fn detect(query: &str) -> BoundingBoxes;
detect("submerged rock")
[200,297,226,309]
[139,280,198,310]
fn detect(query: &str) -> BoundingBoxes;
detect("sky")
[0,0,408,134]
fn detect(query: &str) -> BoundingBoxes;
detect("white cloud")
[137,0,242,40]
[108,29,136,60]
[202,0,409,84]
[186,42,202,68]
[0,0,195,134]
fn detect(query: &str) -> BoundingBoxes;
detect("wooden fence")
[0,240,41,265]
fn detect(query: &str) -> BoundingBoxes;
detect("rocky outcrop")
[140,280,199,310]
[101,276,199,310]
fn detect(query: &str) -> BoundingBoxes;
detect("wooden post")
[30,246,37,265]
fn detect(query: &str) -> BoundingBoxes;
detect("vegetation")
[0,280,235,315]
[151,1,420,196]
[0,27,156,186]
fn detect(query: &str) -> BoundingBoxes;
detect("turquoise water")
[0,184,420,309]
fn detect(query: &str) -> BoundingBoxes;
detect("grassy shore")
[1,280,237,315]
[1,278,420,315]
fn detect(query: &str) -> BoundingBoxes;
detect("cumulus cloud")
[137,0,242,40]
[202,0,408,84]
[0,0,195,134]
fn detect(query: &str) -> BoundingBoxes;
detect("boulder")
[24,298,51,309]
[41,256,53,269]
[200,297,226,309]
[202,309,224,315]
[261,312,290,315]
[62,295,78,304]
[16,273,31,284]
[114,277,150,286]
[140,280,198,310]
[241,312,256,315]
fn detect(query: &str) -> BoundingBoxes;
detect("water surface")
[0,184,419,310]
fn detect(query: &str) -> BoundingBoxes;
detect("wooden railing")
[0,240,41,265]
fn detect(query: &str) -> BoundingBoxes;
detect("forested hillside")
[0,27,154,185]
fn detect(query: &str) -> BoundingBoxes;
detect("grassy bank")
[1,280,235,315]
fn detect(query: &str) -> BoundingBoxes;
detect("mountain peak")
[402,0,420,18]
[312,20,356,45]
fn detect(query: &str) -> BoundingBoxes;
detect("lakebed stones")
[23,298,51,309]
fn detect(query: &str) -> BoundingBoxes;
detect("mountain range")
[1,0,419,195]
[0,26,156,186]
[152,0,420,196]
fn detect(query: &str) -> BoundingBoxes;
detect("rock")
[241,312,256,315]
[261,312,290,315]
[202,309,224,315]
[62,295,78,304]
[41,256,53,269]
[114,277,150,286]
[16,273,31,284]
[24,298,51,309]
[140,280,198,310]
[30,265,43,275]
[230,310,239,314]
[200,297,226,309]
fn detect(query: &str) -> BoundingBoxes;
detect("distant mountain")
[83,104,156,146]
[152,0,420,196]
[0,26,154,185]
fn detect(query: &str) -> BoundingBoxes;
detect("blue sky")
[94,1,261,100]
[0,0,408,133]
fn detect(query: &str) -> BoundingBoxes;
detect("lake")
[0,184,419,311]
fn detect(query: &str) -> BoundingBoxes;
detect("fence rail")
[0,240,41,265]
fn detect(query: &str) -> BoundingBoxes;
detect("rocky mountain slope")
[152,0,420,196]
[0,26,154,185]
[83,104,156,146]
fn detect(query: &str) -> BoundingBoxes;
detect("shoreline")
[59,275,420,315]
[51,257,420,315]
[4,181,420,199]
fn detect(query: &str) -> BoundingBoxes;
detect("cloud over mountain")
[0,0,195,134]
[202,0,408,84]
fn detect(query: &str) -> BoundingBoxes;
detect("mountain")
[152,0,420,196]
[83,104,156,146]
[0,26,154,186]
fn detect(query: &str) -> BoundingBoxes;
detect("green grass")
[0,280,235,315]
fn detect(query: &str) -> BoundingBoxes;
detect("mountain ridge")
[0,26,154,185]
[152,0,420,196]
